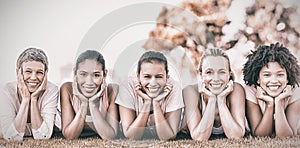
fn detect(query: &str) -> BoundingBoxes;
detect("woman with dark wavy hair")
[243,42,300,137]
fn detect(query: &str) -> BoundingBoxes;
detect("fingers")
[198,81,204,93]
[276,85,293,101]
[89,79,107,102]
[225,80,234,93]
[37,72,48,92]
[76,93,88,103]
[134,83,142,91]
[199,82,215,97]
[17,68,30,99]
[256,86,273,102]
[17,68,26,87]
[72,76,79,95]
[283,85,293,96]
[164,84,173,94]
[283,85,292,93]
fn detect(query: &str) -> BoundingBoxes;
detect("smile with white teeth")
[84,87,95,92]
[27,82,38,86]
[147,87,160,93]
[268,85,280,91]
[210,83,222,88]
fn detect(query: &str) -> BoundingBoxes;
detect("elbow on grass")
[191,132,209,141]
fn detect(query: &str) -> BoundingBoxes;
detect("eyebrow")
[142,73,164,76]
[204,68,226,71]
[262,70,285,73]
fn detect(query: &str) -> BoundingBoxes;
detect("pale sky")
[1,0,299,87]
[0,0,184,87]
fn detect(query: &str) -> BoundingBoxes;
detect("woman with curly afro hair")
[243,42,300,137]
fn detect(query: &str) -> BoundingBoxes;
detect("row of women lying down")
[0,42,300,141]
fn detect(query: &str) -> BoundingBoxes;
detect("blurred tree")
[143,0,300,84]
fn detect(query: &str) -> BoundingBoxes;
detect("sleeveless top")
[54,84,109,131]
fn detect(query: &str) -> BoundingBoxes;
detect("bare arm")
[119,101,151,140]
[183,84,216,141]
[152,100,181,140]
[61,82,88,140]
[217,82,245,139]
[89,84,119,139]
[150,83,181,140]
[274,86,299,137]
[285,100,300,136]
[246,86,274,136]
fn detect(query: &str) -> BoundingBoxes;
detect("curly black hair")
[243,42,300,87]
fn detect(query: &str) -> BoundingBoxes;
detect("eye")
[219,70,226,74]
[79,72,87,77]
[94,73,101,78]
[37,71,44,75]
[263,73,270,77]
[205,70,213,74]
[143,75,151,78]
[24,70,31,74]
[156,75,163,78]
[278,73,285,77]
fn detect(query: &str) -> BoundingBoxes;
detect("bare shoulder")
[183,84,198,93]
[290,87,300,104]
[292,87,300,97]
[229,82,246,103]
[60,82,72,102]
[107,83,119,102]
[232,82,245,92]
[183,84,199,103]
[60,82,72,90]
[107,83,119,93]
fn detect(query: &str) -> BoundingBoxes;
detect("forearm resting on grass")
[62,102,88,139]
[89,101,118,139]
[121,100,151,140]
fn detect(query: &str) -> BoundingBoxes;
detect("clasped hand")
[198,80,234,101]
[256,85,293,106]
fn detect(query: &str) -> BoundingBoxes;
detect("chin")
[147,93,159,98]
[209,88,225,95]
[266,91,281,98]
[264,87,285,98]
[82,92,96,98]
[28,88,37,93]
[211,91,222,95]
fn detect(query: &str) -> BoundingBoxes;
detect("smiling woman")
[181,48,246,141]
[0,48,59,141]
[116,51,184,140]
[56,50,119,140]
[243,42,300,137]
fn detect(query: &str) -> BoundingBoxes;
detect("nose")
[85,75,93,84]
[30,72,37,79]
[149,77,157,86]
[212,73,219,81]
[270,75,279,83]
